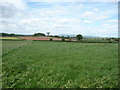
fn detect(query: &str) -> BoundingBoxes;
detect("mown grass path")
[2,41,118,88]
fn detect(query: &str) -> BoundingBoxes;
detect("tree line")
[0,32,47,37]
[0,33,32,37]
[0,32,83,40]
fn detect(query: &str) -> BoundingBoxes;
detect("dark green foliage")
[33,33,45,36]
[0,33,10,36]
[0,33,32,36]
[54,35,60,38]
[50,38,53,41]
[76,34,83,41]
[62,38,65,41]
[9,33,15,36]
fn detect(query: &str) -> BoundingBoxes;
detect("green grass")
[2,41,118,88]
[2,41,32,55]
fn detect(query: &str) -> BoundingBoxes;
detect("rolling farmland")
[1,0,118,88]
[2,41,118,88]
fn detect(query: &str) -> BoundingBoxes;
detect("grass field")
[2,41,32,55]
[2,41,118,88]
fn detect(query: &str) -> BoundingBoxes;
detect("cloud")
[93,8,99,11]
[0,0,29,33]
[83,20,91,24]
[81,11,95,17]
[80,11,110,20]
[2,0,27,10]
[102,19,118,31]
[0,0,118,37]
[88,0,119,2]
[0,3,19,18]
[24,0,119,2]
[0,0,28,19]
[103,19,118,23]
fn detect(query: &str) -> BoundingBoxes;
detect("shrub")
[50,38,53,41]
[62,38,65,41]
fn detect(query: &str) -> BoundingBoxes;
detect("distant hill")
[83,35,100,38]
[59,34,76,37]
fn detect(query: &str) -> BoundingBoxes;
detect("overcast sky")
[0,0,118,37]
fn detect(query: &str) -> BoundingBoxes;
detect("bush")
[62,38,65,41]
[50,38,53,41]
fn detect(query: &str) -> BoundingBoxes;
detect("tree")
[54,35,59,38]
[76,34,83,41]
[1,33,10,36]
[33,33,45,36]
[47,32,50,36]
[10,33,15,36]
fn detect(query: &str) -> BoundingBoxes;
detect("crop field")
[0,37,23,40]
[2,41,118,88]
[19,36,63,41]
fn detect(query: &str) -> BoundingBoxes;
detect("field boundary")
[33,40,119,44]
[0,39,25,41]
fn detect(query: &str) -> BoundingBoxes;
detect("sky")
[0,0,119,37]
